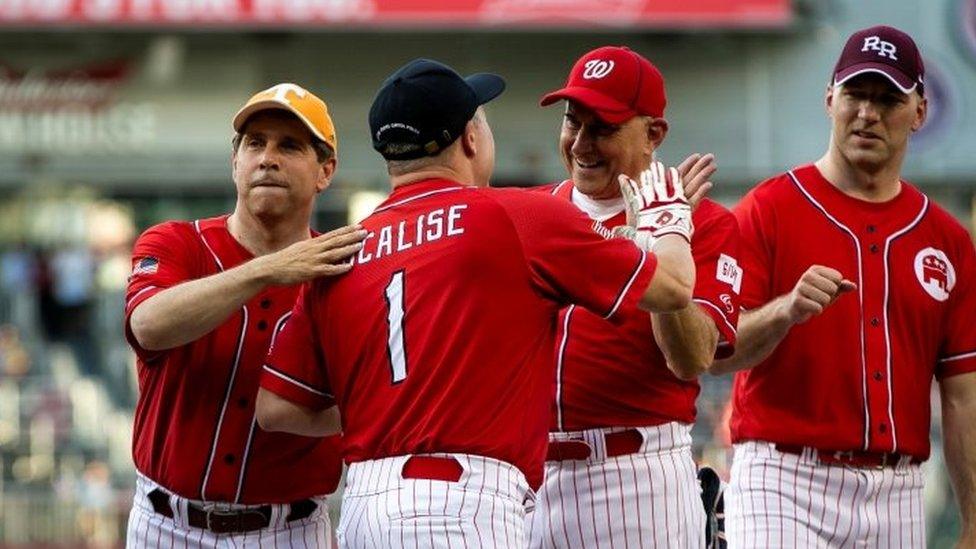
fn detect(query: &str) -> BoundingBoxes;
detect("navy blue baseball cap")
[369,58,506,160]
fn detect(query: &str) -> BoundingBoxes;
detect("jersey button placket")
[861,227,890,451]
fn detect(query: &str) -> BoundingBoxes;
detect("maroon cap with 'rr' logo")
[833,25,925,95]
[540,46,666,123]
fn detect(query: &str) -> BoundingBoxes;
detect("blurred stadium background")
[0,0,973,546]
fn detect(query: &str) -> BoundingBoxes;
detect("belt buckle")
[207,509,246,533]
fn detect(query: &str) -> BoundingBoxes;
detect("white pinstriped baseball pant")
[726,441,926,548]
[527,422,706,549]
[337,453,534,549]
[126,473,333,548]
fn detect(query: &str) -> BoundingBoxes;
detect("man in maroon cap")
[711,25,976,546]
[526,45,741,548]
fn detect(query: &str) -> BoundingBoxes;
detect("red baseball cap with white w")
[540,46,666,123]
[833,25,925,95]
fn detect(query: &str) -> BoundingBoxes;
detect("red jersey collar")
[378,178,469,212]
[791,164,921,214]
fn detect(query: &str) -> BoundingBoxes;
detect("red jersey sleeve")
[124,221,203,362]
[494,190,656,324]
[691,202,742,358]
[733,187,775,310]
[260,283,335,409]
[936,234,976,379]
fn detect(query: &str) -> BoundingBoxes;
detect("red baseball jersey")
[546,181,741,431]
[260,178,655,489]
[124,215,342,504]
[731,164,976,459]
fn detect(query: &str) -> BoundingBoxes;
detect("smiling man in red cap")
[527,46,741,548]
[711,25,976,546]
[124,83,364,547]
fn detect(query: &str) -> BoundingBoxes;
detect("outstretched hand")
[677,153,717,209]
[258,225,367,286]
[612,161,694,251]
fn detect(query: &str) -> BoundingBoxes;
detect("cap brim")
[465,73,506,105]
[233,99,330,144]
[539,86,636,124]
[834,63,917,94]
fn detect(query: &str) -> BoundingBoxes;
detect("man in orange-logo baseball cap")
[233,83,338,153]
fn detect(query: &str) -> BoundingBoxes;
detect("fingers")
[618,174,638,203]
[687,153,716,181]
[311,228,368,250]
[686,182,713,209]
[796,281,834,306]
[789,265,856,323]
[317,224,363,241]
[667,166,684,199]
[319,242,364,264]
[676,153,702,179]
[838,280,857,293]
[682,153,716,209]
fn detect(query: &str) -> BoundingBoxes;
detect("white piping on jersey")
[234,420,258,504]
[692,298,738,337]
[940,350,976,363]
[262,365,333,397]
[555,305,576,432]
[194,220,248,502]
[373,187,465,213]
[788,171,871,450]
[882,197,928,452]
[194,219,226,271]
[550,180,570,195]
[603,250,648,319]
[126,285,158,309]
[233,311,294,503]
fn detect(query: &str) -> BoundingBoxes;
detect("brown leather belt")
[546,428,644,461]
[401,456,464,482]
[147,488,317,534]
[775,444,923,469]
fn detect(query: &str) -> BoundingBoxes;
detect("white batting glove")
[612,161,693,250]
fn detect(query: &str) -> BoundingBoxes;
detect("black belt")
[147,488,317,534]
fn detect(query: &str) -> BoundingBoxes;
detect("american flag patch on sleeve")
[131,257,159,276]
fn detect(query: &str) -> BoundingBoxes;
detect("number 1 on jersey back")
[384,270,408,384]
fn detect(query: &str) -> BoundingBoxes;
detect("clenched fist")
[783,265,857,325]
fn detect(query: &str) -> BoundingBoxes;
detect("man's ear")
[912,94,928,132]
[460,119,478,158]
[825,84,835,114]
[316,157,337,193]
[647,117,669,151]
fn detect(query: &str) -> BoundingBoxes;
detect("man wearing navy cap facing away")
[712,25,976,547]
[255,58,700,547]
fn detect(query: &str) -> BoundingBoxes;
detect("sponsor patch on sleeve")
[716,253,742,294]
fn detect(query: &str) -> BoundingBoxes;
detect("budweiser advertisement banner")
[0,0,791,28]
